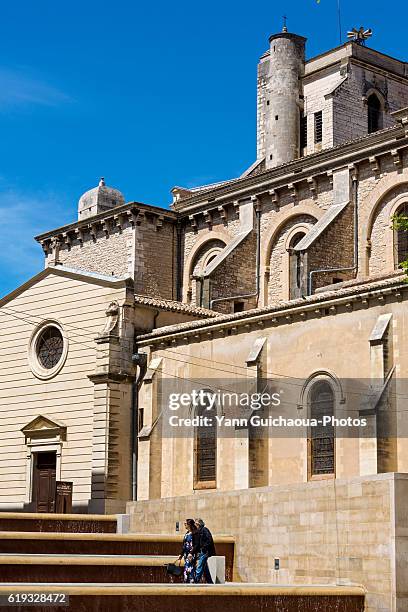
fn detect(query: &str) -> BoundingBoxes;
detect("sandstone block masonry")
[38,205,178,300]
[127,473,408,612]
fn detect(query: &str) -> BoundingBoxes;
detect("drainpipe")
[210,204,262,310]
[307,172,359,296]
[130,352,147,501]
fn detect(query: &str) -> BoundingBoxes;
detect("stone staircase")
[0,513,365,612]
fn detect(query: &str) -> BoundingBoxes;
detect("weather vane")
[347,26,373,46]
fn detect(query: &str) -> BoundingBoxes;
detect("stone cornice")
[35,201,177,244]
[135,275,408,347]
[88,372,135,385]
[35,126,408,245]
[173,126,408,213]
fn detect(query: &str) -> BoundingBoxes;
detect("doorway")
[32,451,56,512]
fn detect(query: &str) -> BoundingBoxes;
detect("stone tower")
[257,29,306,169]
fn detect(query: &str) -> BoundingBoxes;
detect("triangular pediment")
[21,414,67,435]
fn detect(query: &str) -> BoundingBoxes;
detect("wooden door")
[33,452,56,512]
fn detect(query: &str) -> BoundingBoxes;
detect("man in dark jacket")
[194,518,216,583]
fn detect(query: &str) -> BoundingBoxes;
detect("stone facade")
[127,473,408,612]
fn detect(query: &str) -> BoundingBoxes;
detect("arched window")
[289,232,306,299]
[367,94,382,134]
[190,240,225,307]
[194,390,217,489]
[309,381,335,477]
[394,202,408,268]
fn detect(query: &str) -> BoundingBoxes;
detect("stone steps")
[0,512,116,533]
[0,554,182,584]
[0,583,366,612]
[0,531,235,580]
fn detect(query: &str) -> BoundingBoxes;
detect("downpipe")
[130,351,147,502]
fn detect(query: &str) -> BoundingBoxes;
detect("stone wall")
[127,473,408,612]
[210,232,258,313]
[333,62,406,147]
[133,220,176,299]
[45,217,177,300]
[47,224,134,278]
[308,203,355,291]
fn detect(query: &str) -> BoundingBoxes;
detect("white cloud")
[0,67,70,109]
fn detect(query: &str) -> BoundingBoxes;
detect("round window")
[28,321,68,380]
[37,326,64,369]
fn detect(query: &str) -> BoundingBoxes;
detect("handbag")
[165,560,183,577]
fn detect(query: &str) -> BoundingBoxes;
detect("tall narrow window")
[289,232,306,299]
[194,391,217,489]
[394,203,408,268]
[309,381,335,477]
[300,112,308,153]
[314,111,323,144]
[368,94,382,134]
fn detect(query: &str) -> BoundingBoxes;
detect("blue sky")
[0,0,406,294]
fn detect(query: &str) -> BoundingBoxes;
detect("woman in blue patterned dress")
[178,518,199,583]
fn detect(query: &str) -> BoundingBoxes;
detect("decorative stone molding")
[28,319,69,381]
[307,177,318,199]
[88,372,134,384]
[391,149,402,168]
[287,183,298,203]
[75,228,84,244]
[203,210,213,228]
[136,210,145,226]
[269,189,280,209]
[218,205,228,224]
[348,164,359,183]
[90,224,98,242]
[99,301,120,337]
[189,215,198,231]
[369,156,381,176]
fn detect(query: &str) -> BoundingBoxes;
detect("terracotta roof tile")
[136,272,407,341]
[134,295,216,317]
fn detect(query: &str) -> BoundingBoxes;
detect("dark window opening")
[289,232,306,299]
[300,113,308,151]
[368,94,382,134]
[37,327,63,370]
[332,277,343,284]
[275,115,279,121]
[194,391,217,487]
[234,301,245,313]
[266,100,270,106]
[309,381,335,476]
[138,408,144,433]
[314,111,323,144]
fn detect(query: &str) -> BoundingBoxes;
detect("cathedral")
[1,26,408,611]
